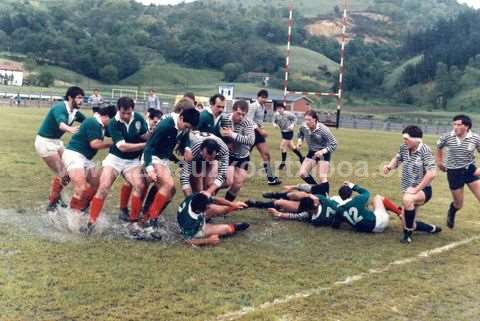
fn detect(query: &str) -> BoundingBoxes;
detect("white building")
[0,64,24,86]
[218,83,234,101]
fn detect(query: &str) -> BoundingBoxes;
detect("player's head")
[298,196,318,214]
[274,100,285,114]
[149,88,155,95]
[257,89,268,105]
[147,108,162,129]
[402,125,423,149]
[179,108,200,130]
[304,110,318,130]
[117,96,135,123]
[173,98,195,113]
[98,105,117,126]
[210,94,226,116]
[200,138,220,161]
[191,193,211,213]
[65,86,85,109]
[93,88,99,95]
[338,185,353,201]
[453,114,472,135]
[183,92,196,105]
[232,100,249,124]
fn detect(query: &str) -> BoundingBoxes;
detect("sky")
[135,0,480,9]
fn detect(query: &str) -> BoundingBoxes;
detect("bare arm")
[90,139,112,150]
[59,122,79,134]
[117,142,146,153]
[435,148,446,172]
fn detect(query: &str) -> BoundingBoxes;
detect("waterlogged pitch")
[0,107,479,321]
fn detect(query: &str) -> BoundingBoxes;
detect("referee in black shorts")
[436,114,480,228]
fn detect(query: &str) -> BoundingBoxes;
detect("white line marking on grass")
[215,236,480,321]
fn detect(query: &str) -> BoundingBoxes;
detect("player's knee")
[96,185,110,199]
[402,194,415,207]
[453,199,463,209]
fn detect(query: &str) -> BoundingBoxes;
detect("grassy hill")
[384,55,423,90]
[277,45,338,75]
[34,65,103,88]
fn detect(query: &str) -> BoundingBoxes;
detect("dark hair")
[147,108,162,119]
[257,89,268,98]
[232,100,249,113]
[184,92,196,101]
[304,110,318,121]
[117,96,135,110]
[98,105,117,119]
[402,125,423,138]
[180,108,200,127]
[191,193,210,213]
[209,94,225,105]
[298,197,316,213]
[273,100,285,111]
[338,185,353,201]
[92,107,100,113]
[200,139,219,155]
[65,86,85,100]
[453,114,472,130]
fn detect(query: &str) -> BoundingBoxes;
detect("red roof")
[0,64,23,71]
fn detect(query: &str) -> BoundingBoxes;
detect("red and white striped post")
[283,5,294,109]
[283,1,348,128]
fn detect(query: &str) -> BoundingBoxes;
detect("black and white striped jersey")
[227,114,255,158]
[298,123,337,153]
[395,143,436,192]
[272,111,297,132]
[179,131,230,190]
[248,100,266,128]
[437,130,480,169]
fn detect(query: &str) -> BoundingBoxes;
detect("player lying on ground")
[35,86,86,211]
[177,193,249,246]
[436,114,480,228]
[83,97,150,236]
[62,105,117,217]
[272,102,303,170]
[384,125,440,244]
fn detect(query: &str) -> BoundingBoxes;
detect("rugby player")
[35,86,86,211]
[436,114,480,228]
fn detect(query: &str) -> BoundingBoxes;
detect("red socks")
[89,197,105,224]
[383,197,402,216]
[48,176,63,205]
[82,186,97,209]
[147,193,168,221]
[120,183,133,210]
[70,197,84,211]
[129,195,143,222]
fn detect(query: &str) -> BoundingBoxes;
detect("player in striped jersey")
[384,125,439,243]
[297,110,337,194]
[272,102,304,170]
[180,131,229,197]
[436,114,480,228]
[222,100,255,201]
[249,90,281,185]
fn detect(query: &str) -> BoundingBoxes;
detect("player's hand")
[232,201,248,209]
[437,163,447,172]
[475,167,480,176]
[383,165,391,175]
[405,187,418,194]
[200,190,211,197]
[258,128,268,138]
[184,149,193,162]
[314,150,325,160]
[70,126,80,134]
[288,125,295,131]
[283,185,297,192]
[267,208,282,218]
[147,167,158,183]
[343,181,354,188]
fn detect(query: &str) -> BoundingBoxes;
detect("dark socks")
[293,148,304,162]
[225,190,236,202]
[404,209,416,230]
[281,152,287,163]
[302,175,317,185]
[253,200,275,209]
[311,182,329,196]
[415,221,435,233]
[263,162,274,180]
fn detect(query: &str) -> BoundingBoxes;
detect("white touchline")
[215,236,480,321]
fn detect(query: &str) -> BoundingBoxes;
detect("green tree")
[223,63,244,82]
[37,71,55,87]
[99,64,119,83]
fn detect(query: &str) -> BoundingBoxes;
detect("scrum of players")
[35,86,480,245]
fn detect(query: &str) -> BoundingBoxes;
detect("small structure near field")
[235,92,313,112]
[0,64,23,86]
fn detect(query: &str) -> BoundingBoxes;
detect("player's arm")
[230,122,255,146]
[54,110,78,134]
[297,127,305,147]
[408,152,437,194]
[384,147,403,175]
[288,113,297,131]
[435,134,448,172]
[208,147,229,195]
[75,111,86,123]
[211,196,247,210]
[268,208,310,221]
[180,161,193,196]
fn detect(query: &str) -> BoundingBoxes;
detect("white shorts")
[373,208,390,233]
[192,223,207,239]
[102,153,141,174]
[35,135,64,158]
[62,149,96,172]
[145,156,171,175]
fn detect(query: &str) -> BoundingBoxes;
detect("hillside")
[384,55,423,90]
[277,45,338,74]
